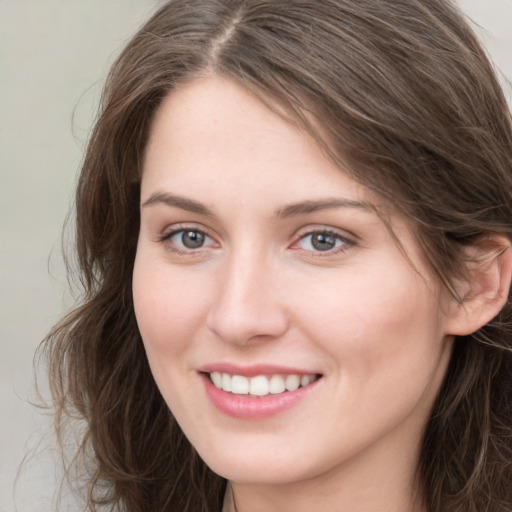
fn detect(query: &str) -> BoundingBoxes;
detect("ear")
[445,235,512,336]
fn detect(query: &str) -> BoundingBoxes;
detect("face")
[133,76,456,488]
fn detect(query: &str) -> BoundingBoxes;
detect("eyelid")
[159,222,212,239]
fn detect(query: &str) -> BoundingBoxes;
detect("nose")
[206,250,289,346]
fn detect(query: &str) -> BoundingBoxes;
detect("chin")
[206,458,305,485]
[192,435,331,486]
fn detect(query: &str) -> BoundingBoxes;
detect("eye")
[294,229,353,254]
[160,228,216,253]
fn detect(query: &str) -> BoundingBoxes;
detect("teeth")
[285,374,300,391]
[269,375,285,394]
[231,375,249,394]
[211,371,223,389]
[301,375,315,387]
[250,375,269,396]
[222,372,231,392]
[209,372,318,396]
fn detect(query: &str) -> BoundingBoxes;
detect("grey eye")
[310,232,337,251]
[180,230,206,249]
[297,231,349,253]
[163,228,214,251]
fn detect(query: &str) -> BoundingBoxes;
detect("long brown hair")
[44,1,512,510]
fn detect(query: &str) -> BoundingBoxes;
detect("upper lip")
[199,362,321,377]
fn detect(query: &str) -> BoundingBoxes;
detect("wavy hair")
[43,1,512,510]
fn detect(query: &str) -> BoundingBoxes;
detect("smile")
[209,372,319,397]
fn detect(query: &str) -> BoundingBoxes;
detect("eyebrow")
[276,198,375,218]
[142,192,374,218]
[142,192,214,217]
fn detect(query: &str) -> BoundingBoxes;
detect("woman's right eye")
[160,228,216,253]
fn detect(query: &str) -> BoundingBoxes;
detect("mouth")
[206,371,321,397]
[201,366,323,419]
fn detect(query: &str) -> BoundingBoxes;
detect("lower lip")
[202,374,320,420]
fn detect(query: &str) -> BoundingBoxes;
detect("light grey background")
[1,1,511,511]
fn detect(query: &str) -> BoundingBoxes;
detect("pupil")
[182,230,204,249]
[312,233,335,251]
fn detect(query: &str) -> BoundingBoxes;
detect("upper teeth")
[209,372,317,396]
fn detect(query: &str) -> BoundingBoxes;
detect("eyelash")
[157,225,355,256]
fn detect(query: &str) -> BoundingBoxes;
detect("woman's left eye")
[160,228,215,252]
[294,230,353,254]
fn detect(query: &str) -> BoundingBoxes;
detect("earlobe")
[446,235,512,336]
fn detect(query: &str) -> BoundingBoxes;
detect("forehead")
[143,76,371,203]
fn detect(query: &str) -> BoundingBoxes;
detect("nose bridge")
[206,242,288,345]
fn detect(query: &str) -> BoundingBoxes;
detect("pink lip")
[200,372,321,420]
[200,362,318,377]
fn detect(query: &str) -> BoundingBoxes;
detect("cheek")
[292,268,450,452]
[132,252,211,360]
[294,264,446,381]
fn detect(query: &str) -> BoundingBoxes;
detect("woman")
[44,0,512,511]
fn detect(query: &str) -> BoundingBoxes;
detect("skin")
[132,75,462,512]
